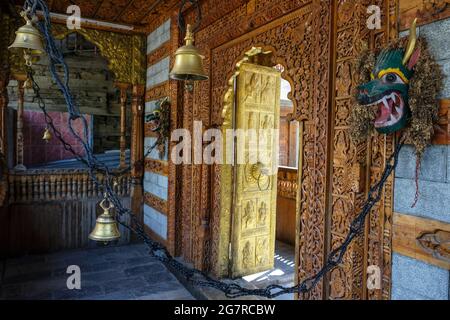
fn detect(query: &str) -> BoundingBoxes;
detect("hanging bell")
[42,127,52,142]
[170,24,208,82]
[9,11,45,64]
[89,198,121,244]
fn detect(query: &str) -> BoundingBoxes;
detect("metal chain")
[21,0,405,299]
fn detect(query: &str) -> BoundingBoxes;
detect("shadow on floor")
[189,241,296,300]
[0,244,193,300]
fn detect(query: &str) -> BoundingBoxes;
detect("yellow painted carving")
[51,25,146,85]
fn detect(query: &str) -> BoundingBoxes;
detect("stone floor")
[193,241,296,300]
[0,244,194,300]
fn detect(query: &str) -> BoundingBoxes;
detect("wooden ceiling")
[14,0,181,32]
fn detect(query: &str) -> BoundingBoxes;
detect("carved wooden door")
[230,63,280,278]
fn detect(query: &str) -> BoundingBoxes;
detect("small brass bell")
[170,24,208,82]
[23,78,33,89]
[89,198,121,244]
[9,11,45,66]
[42,127,52,142]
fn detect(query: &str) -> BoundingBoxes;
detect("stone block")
[448,147,450,183]
[395,145,447,182]
[419,18,450,61]
[53,285,104,300]
[394,178,450,223]
[145,100,159,114]
[437,59,450,99]
[392,253,449,300]
[392,286,430,300]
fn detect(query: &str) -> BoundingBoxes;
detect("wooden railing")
[277,166,298,200]
[8,169,131,203]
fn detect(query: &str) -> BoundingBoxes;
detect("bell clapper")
[185,80,194,92]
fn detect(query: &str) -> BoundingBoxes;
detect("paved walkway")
[0,244,194,300]
[194,241,296,300]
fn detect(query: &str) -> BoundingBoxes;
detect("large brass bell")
[170,24,208,83]
[89,197,121,244]
[9,10,45,66]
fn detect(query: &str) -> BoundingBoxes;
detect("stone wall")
[143,19,171,241]
[392,18,450,300]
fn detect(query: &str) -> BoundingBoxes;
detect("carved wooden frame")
[175,0,398,300]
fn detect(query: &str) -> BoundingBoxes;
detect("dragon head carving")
[351,19,443,157]
[356,19,420,134]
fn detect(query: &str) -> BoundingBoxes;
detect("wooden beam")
[113,0,135,22]
[47,0,54,12]
[92,0,106,19]
[432,99,450,145]
[393,212,450,270]
[138,0,164,23]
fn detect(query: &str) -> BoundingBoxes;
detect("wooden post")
[14,75,26,171]
[130,84,145,239]
[0,67,10,208]
[115,83,130,168]
[0,68,9,160]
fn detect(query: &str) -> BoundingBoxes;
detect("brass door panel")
[230,63,280,278]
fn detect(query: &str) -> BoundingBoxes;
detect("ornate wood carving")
[418,230,450,263]
[328,0,398,300]
[147,42,170,66]
[144,159,168,176]
[145,82,170,101]
[278,168,298,200]
[131,84,145,180]
[179,1,332,297]
[8,169,131,204]
[144,192,168,215]
[393,212,450,270]
[52,25,146,85]
[153,0,398,300]
[130,84,145,234]
[400,0,450,30]
[432,100,450,145]
[0,64,8,208]
[116,82,130,168]
[15,79,26,171]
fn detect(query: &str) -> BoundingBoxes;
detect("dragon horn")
[402,18,418,65]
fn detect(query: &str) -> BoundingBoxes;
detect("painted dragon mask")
[351,19,443,158]
[356,20,419,134]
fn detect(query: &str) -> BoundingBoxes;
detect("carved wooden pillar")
[14,75,26,171]
[0,67,10,208]
[115,83,130,168]
[130,84,145,228]
[0,68,9,159]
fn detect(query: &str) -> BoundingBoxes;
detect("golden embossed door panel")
[230,63,280,278]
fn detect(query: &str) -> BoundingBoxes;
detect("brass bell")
[170,24,208,82]
[9,11,45,65]
[42,127,52,142]
[89,198,121,244]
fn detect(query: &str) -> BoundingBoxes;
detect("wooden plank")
[144,192,168,215]
[145,158,169,176]
[400,0,450,30]
[393,212,450,270]
[432,99,450,145]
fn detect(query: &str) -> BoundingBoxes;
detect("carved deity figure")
[242,201,255,229]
